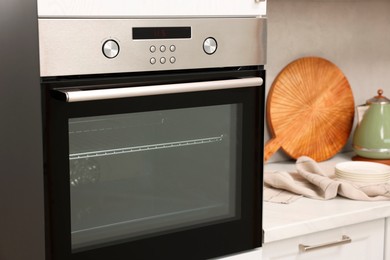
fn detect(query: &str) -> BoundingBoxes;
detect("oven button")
[203,37,217,55]
[170,45,176,52]
[170,57,176,64]
[160,45,166,52]
[150,57,156,64]
[160,57,166,64]
[150,45,156,53]
[102,39,120,59]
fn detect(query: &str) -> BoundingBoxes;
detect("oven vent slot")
[69,135,224,160]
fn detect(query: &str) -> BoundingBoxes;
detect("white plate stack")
[335,161,390,183]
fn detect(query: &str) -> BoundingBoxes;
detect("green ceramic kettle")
[353,89,390,159]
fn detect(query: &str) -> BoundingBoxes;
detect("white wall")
[265,0,390,162]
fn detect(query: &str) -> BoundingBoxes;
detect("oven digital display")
[132,27,191,40]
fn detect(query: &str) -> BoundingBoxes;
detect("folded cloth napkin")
[264,156,390,204]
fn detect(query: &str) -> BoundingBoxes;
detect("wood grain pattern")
[265,57,355,162]
[352,155,390,166]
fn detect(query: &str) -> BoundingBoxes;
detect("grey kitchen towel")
[264,156,390,204]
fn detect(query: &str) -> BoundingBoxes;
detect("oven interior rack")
[69,135,224,160]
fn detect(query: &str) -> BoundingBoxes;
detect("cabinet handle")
[298,235,352,253]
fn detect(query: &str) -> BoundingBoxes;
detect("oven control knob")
[203,37,217,55]
[102,39,120,59]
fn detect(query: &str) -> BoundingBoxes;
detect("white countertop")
[263,152,390,243]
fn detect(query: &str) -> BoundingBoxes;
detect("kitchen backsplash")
[265,0,390,162]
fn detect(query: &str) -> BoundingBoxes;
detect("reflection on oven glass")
[68,104,240,250]
[70,158,101,187]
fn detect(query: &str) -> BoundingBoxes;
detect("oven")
[39,17,266,260]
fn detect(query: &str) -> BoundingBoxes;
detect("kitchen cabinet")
[37,0,266,17]
[263,219,384,260]
[263,153,390,260]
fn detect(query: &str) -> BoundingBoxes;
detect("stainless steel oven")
[39,17,266,260]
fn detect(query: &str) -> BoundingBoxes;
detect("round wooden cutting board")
[265,57,355,162]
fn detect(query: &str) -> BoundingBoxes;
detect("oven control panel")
[38,18,266,77]
[102,27,219,66]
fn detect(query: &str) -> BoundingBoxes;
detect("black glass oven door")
[44,76,264,260]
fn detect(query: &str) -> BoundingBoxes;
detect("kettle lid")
[366,89,390,104]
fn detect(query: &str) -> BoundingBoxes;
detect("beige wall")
[265,0,390,162]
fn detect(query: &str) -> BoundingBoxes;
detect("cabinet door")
[37,0,267,17]
[386,217,390,260]
[263,219,384,260]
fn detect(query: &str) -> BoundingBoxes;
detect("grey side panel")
[0,1,45,260]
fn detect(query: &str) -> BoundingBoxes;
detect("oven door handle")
[55,77,263,102]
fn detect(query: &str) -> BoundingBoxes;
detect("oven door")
[43,71,264,260]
